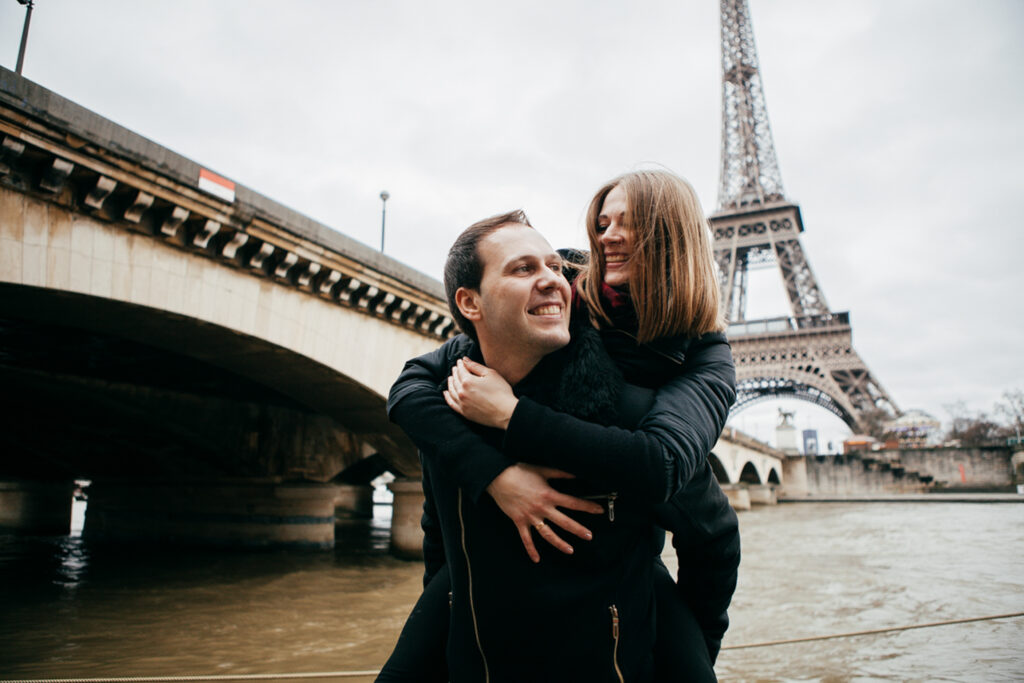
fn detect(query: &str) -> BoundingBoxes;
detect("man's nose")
[536,266,561,290]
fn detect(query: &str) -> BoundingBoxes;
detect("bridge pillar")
[747,484,777,505]
[1011,451,1024,493]
[83,480,339,548]
[0,480,74,534]
[388,478,424,560]
[722,484,751,511]
[334,484,375,519]
[781,456,809,498]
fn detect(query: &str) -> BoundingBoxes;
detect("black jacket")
[388,320,740,674]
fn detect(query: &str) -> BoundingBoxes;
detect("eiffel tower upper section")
[717,0,785,211]
[711,0,899,431]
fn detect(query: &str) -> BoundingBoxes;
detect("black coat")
[388,322,740,679]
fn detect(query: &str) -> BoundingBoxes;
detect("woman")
[380,170,738,682]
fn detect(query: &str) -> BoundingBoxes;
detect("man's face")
[464,225,571,357]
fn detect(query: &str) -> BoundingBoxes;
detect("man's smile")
[528,303,563,316]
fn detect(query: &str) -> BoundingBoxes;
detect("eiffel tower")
[711,0,898,433]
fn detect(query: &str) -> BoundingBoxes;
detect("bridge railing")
[0,67,456,340]
[727,311,850,338]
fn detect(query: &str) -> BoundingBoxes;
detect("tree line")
[943,389,1023,447]
[855,389,1023,448]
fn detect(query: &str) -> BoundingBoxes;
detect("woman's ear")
[454,287,483,322]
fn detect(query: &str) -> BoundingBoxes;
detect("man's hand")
[445,358,518,430]
[486,463,604,563]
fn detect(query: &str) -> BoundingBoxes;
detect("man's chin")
[540,329,571,352]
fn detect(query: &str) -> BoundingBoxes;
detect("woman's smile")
[598,184,634,287]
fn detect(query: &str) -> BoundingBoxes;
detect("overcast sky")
[2,0,1021,448]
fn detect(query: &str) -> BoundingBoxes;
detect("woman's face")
[596,184,633,287]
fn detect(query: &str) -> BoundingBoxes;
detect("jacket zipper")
[457,488,490,682]
[582,492,619,521]
[609,604,624,683]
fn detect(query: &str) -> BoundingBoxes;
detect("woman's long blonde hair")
[576,170,725,342]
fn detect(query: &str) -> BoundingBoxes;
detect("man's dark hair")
[443,209,532,341]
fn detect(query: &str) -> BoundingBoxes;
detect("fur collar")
[518,319,623,426]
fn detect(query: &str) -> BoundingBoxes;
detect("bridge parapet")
[0,67,455,340]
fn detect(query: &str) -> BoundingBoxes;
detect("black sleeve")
[388,336,515,504]
[420,463,446,588]
[502,332,736,502]
[655,459,740,664]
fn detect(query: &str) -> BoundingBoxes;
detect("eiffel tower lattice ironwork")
[712,0,898,433]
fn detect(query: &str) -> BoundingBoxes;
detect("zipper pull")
[607,493,617,522]
[609,605,619,638]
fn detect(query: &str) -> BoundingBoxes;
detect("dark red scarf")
[572,281,638,333]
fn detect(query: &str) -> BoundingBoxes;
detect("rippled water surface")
[706,502,1024,682]
[1,501,1022,682]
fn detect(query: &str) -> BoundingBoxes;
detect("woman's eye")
[596,223,608,233]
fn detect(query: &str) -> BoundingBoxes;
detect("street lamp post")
[15,0,34,76]
[379,190,390,253]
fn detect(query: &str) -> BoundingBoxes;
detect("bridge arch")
[708,453,731,484]
[0,191,447,474]
[739,461,762,484]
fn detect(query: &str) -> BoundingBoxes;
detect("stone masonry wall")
[883,447,1014,488]
[803,453,929,496]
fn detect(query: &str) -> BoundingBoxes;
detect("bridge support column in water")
[748,483,778,505]
[0,480,74,534]
[781,455,809,498]
[333,483,375,519]
[83,479,340,548]
[722,484,751,511]
[388,478,424,560]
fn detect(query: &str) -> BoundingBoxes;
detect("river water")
[0,500,1021,682]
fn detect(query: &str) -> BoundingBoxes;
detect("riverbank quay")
[779,492,1024,503]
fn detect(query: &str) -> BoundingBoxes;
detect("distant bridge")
[710,427,787,508]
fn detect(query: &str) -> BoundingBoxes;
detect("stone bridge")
[0,67,455,549]
[709,427,787,509]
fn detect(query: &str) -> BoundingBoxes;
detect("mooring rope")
[2,611,1021,683]
[0,673,378,683]
[719,610,1024,650]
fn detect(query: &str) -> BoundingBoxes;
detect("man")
[382,211,736,682]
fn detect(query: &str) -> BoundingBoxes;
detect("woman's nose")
[602,223,623,244]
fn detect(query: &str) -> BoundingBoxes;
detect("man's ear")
[454,287,483,322]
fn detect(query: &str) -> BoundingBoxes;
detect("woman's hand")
[444,357,518,430]
[486,463,602,563]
